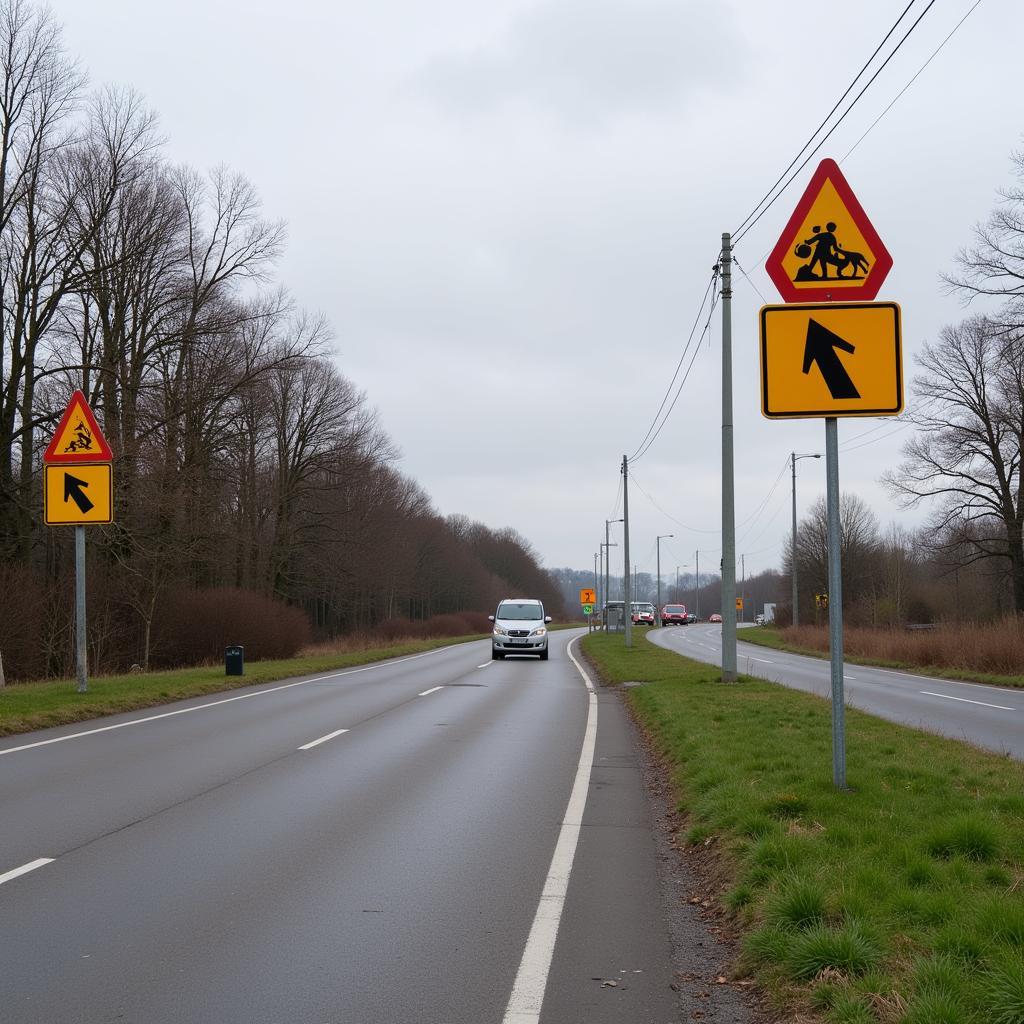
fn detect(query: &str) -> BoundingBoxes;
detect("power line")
[841,1,983,162]
[632,286,721,462]
[629,265,718,462]
[731,0,917,239]
[733,255,768,304]
[629,470,720,535]
[733,0,938,247]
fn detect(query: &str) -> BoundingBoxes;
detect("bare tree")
[883,316,1024,613]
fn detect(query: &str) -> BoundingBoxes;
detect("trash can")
[225,645,244,676]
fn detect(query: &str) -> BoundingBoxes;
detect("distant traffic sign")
[582,603,594,616]
[759,302,902,418]
[44,464,113,525]
[765,158,892,303]
[735,597,744,610]
[579,588,597,606]
[43,390,113,463]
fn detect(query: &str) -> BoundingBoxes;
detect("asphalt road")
[650,623,1023,759]
[0,630,687,1024]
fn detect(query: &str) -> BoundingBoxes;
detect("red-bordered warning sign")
[43,390,113,463]
[765,158,892,303]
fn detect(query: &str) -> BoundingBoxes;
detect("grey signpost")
[824,420,846,787]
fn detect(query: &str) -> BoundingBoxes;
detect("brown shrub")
[373,612,491,642]
[0,565,50,681]
[152,588,312,666]
[781,619,1024,677]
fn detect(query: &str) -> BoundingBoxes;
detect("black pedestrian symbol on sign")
[63,417,94,453]
[793,221,870,282]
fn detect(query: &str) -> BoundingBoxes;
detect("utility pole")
[741,553,746,624]
[622,455,632,648]
[604,517,622,630]
[695,549,700,619]
[791,451,822,627]
[656,534,673,625]
[593,551,599,632]
[720,233,737,681]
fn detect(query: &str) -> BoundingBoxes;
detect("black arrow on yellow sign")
[64,473,95,514]
[802,319,861,400]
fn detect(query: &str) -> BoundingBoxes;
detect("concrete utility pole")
[593,551,599,632]
[741,553,746,624]
[656,534,673,625]
[695,549,701,619]
[622,455,632,648]
[791,451,821,627]
[720,233,737,681]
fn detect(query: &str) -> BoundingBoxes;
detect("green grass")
[0,634,488,737]
[739,626,1024,689]
[581,630,1024,1023]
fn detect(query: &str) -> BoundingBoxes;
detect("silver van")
[489,599,552,660]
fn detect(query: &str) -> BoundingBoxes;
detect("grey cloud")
[412,0,746,123]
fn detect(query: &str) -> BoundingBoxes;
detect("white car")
[490,599,552,660]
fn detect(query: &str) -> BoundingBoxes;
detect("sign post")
[762,158,901,790]
[43,390,114,693]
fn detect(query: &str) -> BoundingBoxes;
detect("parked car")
[686,613,698,624]
[709,613,723,623]
[661,604,688,625]
[489,598,552,660]
[631,602,656,625]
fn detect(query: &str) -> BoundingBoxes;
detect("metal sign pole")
[824,418,846,788]
[75,525,88,693]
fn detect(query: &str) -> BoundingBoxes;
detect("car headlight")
[493,625,508,636]
[530,626,547,637]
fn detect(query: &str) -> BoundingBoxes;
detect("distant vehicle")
[709,613,723,623]
[489,599,552,660]
[661,604,688,625]
[762,602,777,624]
[686,613,698,624]
[631,602,656,626]
[755,614,766,626]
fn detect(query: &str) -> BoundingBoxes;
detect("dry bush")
[0,565,50,681]
[153,588,312,666]
[782,619,1024,677]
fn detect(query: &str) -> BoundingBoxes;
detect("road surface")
[0,629,697,1024]
[650,623,1022,758]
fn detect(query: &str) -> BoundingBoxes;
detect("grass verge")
[738,625,1024,689]
[582,630,1024,1024]
[0,634,487,738]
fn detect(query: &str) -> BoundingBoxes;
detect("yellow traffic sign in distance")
[44,464,113,525]
[735,597,744,610]
[579,588,597,606]
[760,302,902,419]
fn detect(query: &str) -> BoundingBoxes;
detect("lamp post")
[791,452,822,626]
[604,518,623,629]
[695,550,702,620]
[656,534,673,625]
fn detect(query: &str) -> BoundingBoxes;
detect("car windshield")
[665,606,684,612]
[497,602,543,620]
[632,604,654,613]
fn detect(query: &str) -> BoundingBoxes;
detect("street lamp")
[656,534,673,626]
[604,518,623,629]
[791,451,822,627]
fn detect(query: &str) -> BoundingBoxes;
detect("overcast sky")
[49,0,1020,579]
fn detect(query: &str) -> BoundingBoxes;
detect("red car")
[661,604,688,625]
[709,613,723,623]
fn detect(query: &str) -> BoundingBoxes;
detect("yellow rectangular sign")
[44,463,113,525]
[579,588,597,606]
[759,302,902,418]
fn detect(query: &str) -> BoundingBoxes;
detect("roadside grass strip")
[582,631,1024,1024]
[0,635,487,738]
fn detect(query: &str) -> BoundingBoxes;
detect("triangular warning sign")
[765,158,892,303]
[43,390,113,464]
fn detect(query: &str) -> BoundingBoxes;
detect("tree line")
[0,1,561,680]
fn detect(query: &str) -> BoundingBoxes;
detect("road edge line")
[501,635,598,1024]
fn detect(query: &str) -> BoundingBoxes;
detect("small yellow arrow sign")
[44,464,113,525]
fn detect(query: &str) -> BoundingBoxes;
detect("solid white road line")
[418,686,443,697]
[0,858,54,886]
[502,636,597,1024]
[0,644,472,758]
[298,728,349,751]
[477,662,493,669]
[748,657,775,664]
[920,691,1015,711]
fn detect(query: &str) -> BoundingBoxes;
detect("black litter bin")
[225,645,244,676]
